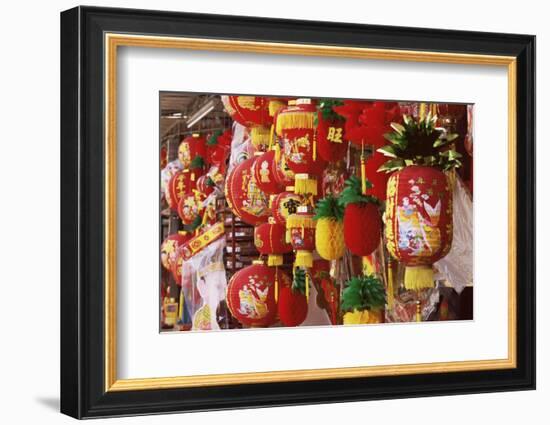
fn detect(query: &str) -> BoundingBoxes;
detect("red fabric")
[270,191,301,225]
[224,96,272,127]
[177,193,203,225]
[385,165,453,266]
[288,212,316,252]
[315,112,348,162]
[226,263,287,327]
[252,151,284,195]
[196,175,215,196]
[365,152,390,202]
[167,170,199,211]
[277,285,308,327]
[224,157,270,225]
[282,128,326,174]
[343,202,381,256]
[254,222,292,255]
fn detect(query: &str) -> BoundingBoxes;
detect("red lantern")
[178,133,207,170]
[270,190,302,225]
[277,285,308,327]
[226,261,284,327]
[254,220,292,266]
[167,170,198,211]
[272,152,295,187]
[224,156,270,225]
[385,165,453,290]
[344,202,381,256]
[316,110,348,162]
[221,95,272,150]
[252,150,284,195]
[286,207,316,268]
[177,192,204,225]
[160,232,191,271]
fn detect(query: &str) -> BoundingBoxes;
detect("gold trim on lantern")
[267,254,284,267]
[294,173,318,195]
[275,110,315,136]
[286,213,316,230]
[104,33,517,393]
[295,250,313,268]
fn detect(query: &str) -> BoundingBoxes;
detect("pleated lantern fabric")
[160,232,191,271]
[316,110,348,162]
[270,190,302,225]
[277,285,308,327]
[226,261,285,327]
[224,156,270,225]
[385,165,453,290]
[286,209,317,268]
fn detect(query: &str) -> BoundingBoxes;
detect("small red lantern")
[254,219,293,266]
[277,285,308,327]
[272,153,295,187]
[226,261,284,327]
[316,109,348,162]
[252,150,284,195]
[160,232,191,271]
[270,189,302,225]
[167,170,199,211]
[224,156,270,225]
[178,133,207,170]
[286,207,316,268]
[385,165,453,290]
[221,95,272,150]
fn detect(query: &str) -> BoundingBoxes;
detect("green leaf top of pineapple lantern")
[377,113,462,172]
[341,274,386,312]
[292,268,307,295]
[314,194,344,221]
[313,99,345,127]
[338,175,381,208]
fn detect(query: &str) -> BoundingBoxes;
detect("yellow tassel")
[269,100,285,117]
[361,155,367,195]
[313,130,317,161]
[191,172,195,182]
[286,213,316,230]
[404,266,434,291]
[416,300,421,322]
[268,124,275,151]
[285,228,291,244]
[275,266,279,302]
[419,103,427,120]
[295,250,313,268]
[267,254,283,267]
[250,126,271,149]
[275,111,315,136]
[294,174,317,195]
[387,262,395,309]
[274,143,281,163]
[178,287,184,320]
[305,272,309,302]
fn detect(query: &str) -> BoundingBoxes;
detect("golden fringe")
[404,266,435,291]
[294,174,317,195]
[250,126,271,148]
[286,214,316,230]
[295,250,313,268]
[269,100,285,117]
[387,262,395,309]
[267,254,283,267]
[275,111,315,136]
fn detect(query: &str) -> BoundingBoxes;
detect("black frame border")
[60,6,535,419]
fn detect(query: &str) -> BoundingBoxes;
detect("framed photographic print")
[60,6,535,419]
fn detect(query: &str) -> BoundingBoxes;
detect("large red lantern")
[160,232,191,271]
[385,165,453,290]
[270,189,302,225]
[178,133,207,170]
[226,261,285,327]
[221,95,272,150]
[251,150,284,195]
[254,219,293,266]
[286,207,316,268]
[224,156,270,225]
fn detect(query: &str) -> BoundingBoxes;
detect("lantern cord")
[416,300,421,322]
[275,265,279,303]
[313,129,317,161]
[360,141,367,195]
[305,272,309,302]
